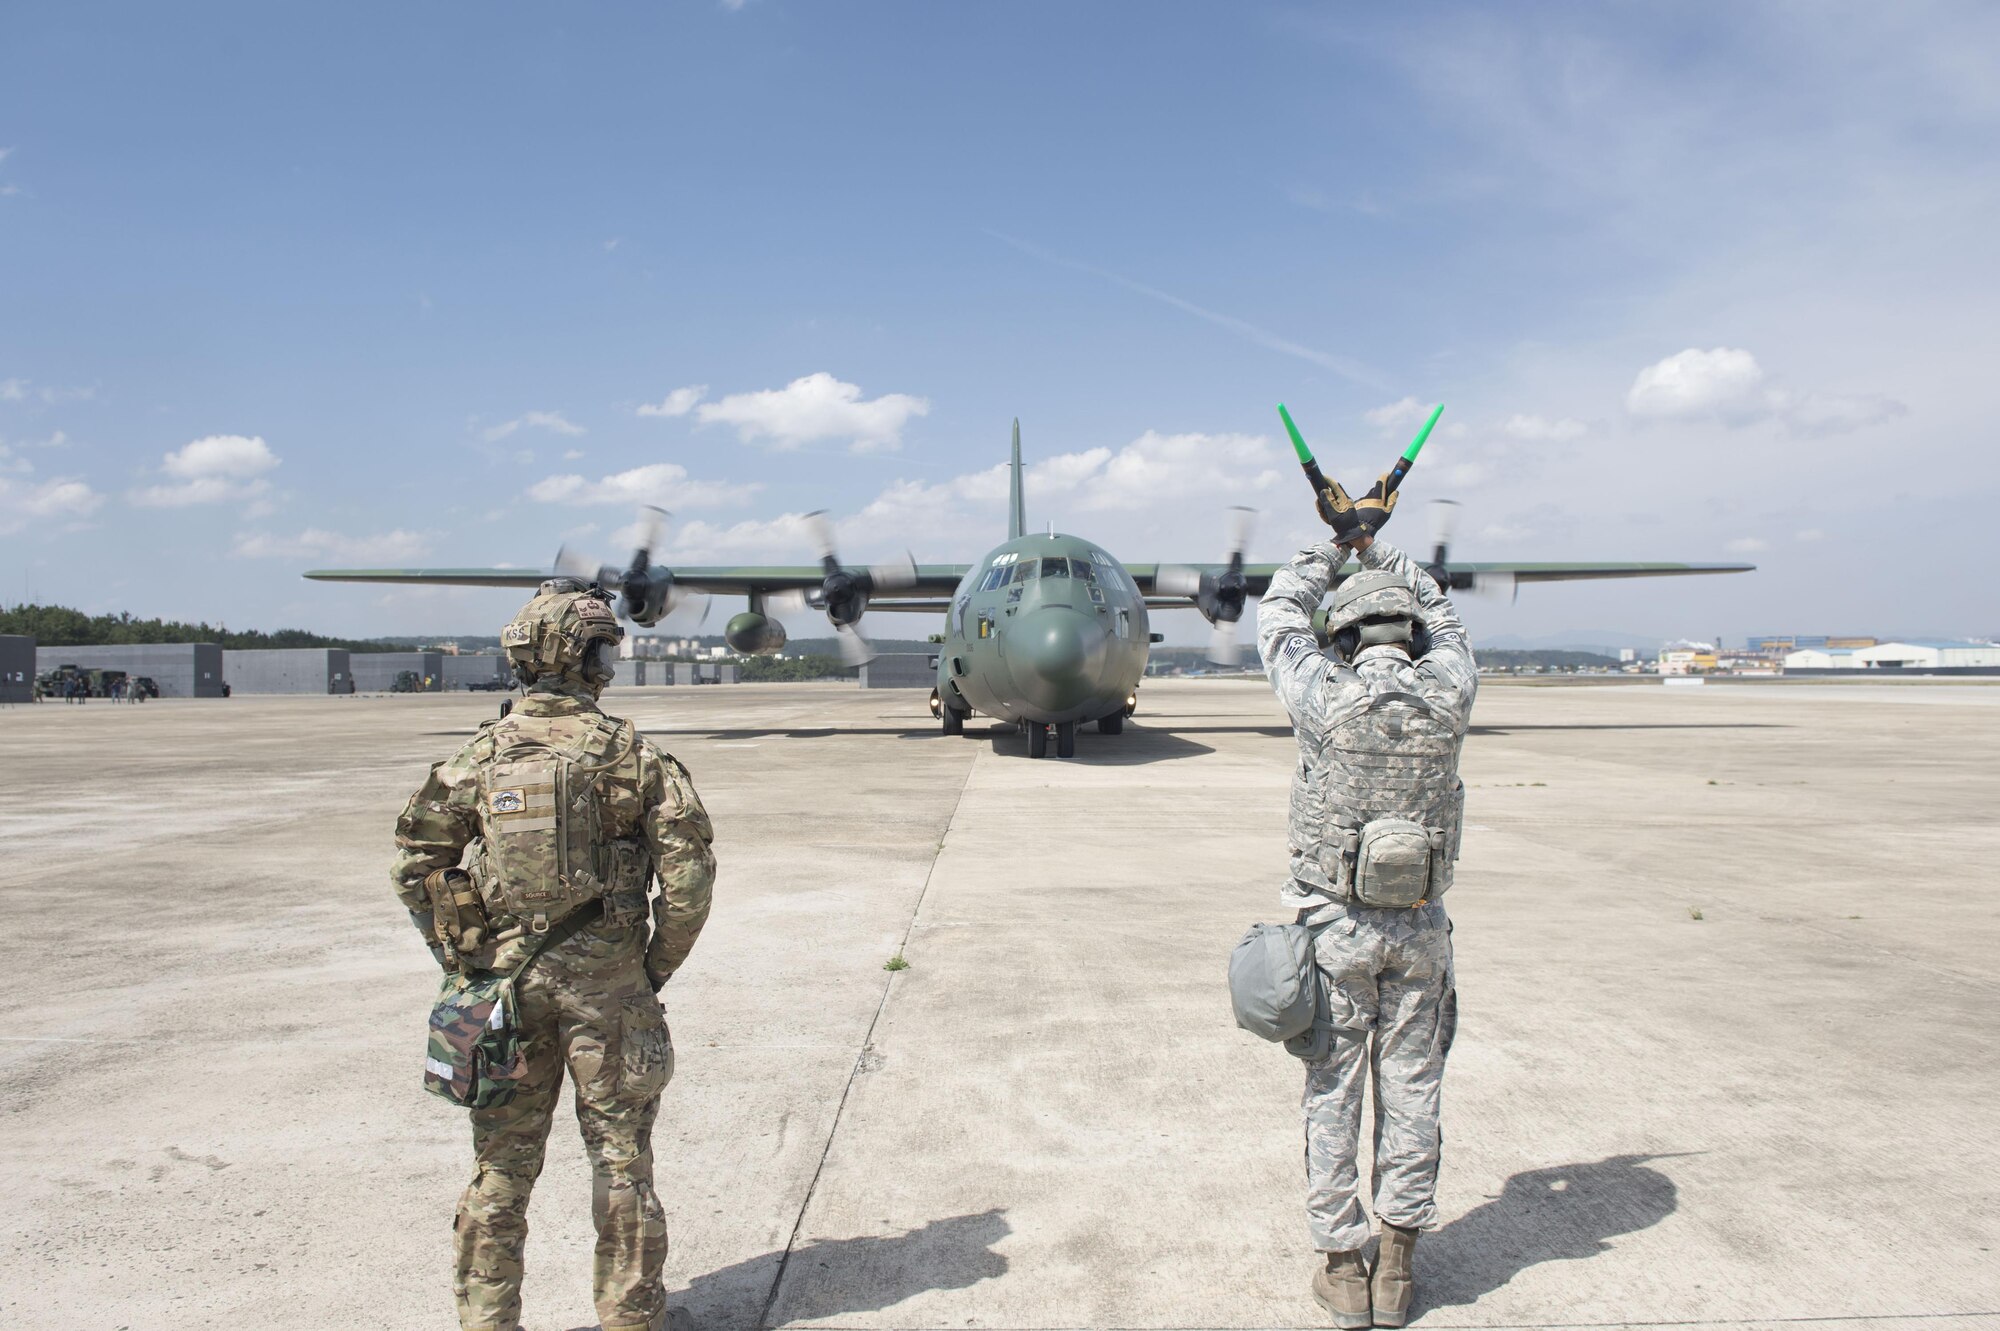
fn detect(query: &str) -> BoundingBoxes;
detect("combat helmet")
[1323,568,1420,660]
[500,578,626,694]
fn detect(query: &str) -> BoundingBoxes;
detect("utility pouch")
[1320,827,1361,897]
[424,867,490,961]
[1228,922,1320,1044]
[1353,818,1435,908]
[599,838,653,929]
[423,971,526,1109]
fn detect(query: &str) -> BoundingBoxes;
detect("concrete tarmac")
[2,679,1996,1331]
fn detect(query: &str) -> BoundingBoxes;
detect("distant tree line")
[736,653,855,683]
[0,603,407,653]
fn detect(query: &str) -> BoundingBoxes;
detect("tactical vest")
[472,709,641,929]
[1290,678,1465,907]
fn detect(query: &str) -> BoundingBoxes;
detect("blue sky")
[3,2,1995,646]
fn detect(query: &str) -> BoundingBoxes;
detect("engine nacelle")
[621,567,675,626]
[724,611,787,656]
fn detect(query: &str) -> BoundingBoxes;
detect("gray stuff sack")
[1229,922,1324,1053]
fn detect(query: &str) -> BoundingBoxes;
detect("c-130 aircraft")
[306,421,1752,759]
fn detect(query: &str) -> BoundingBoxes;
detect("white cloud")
[161,434,278,479]
[562,448,585,461]
[0,475,103,533]
[1726,537,1769,554]
[1627,348,1770,423]
[483,410,586,443]
[1364,397,1431,431]
[0,378,95,405]
[1501,413,1587,443]
[696,373,929,452]
[525,462,762,509]
[637,385,707,419]
[1625,348,1906,437]
[232,528,432,563]
[131,434,280,508]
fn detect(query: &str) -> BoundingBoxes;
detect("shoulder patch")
[1281,634,1314,663]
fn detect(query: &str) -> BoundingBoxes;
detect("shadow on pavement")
[984,725,1217,765]
[1417,1153,1683,1317]
[1471,722,1787,735]
[649,1208,1010,1331]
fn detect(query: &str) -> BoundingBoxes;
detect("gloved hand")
[1355,474,1399,533]
[1315,481,1370,545]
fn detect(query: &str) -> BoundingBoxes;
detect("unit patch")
[574,598,615,621]
[491,790,526,814]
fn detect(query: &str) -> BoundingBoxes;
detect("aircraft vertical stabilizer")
[1008,418,1027,540]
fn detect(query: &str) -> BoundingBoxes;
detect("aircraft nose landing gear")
[1027,720,1076,759]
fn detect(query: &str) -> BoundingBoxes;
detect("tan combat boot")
[1312,1249,1372,1329]
[1371,1222,1420,1327]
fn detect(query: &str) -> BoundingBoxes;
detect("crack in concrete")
[752,748,979,1331]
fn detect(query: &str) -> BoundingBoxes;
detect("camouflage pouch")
[1353,818,1436,908]
[423,971,526,1109]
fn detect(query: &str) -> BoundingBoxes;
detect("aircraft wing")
[1128,560,1755,599]
[302,565,974,596]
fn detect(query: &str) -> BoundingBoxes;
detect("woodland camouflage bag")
[423,970,526,1109]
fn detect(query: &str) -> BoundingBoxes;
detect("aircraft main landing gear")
[1028,721,1048,758]
[1055,719,1076,758]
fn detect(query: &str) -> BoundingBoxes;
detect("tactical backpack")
[1310,688,1465,908]
[473,712,638,929]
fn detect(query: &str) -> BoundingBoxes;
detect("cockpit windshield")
[1040,556,1070,579]
[1011,560,1038,584]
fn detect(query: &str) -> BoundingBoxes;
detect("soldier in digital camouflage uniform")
[393,579,716,1331]
[1257,500,1477,1329]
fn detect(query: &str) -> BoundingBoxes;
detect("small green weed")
[1688,907,1705,921]
[883,954,910,972]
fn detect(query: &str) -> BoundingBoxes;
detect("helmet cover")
[501,581,625,691]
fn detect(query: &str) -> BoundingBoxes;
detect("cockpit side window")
[1011,560,1038,584]
[1040,556,1070,579]
[1069,558,1096,582]
[977,565,1011,592]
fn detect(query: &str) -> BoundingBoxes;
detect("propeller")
[801,510,920,666]
[552,505,707,627]
[1157,506,1255,666]
[1425,498,1516,602]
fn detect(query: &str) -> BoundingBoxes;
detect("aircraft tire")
[942,707,964,736]
[1097,712,1124,735]
[1028,722,1049,758]
[1056,720,1077,758]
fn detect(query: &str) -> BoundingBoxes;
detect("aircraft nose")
[1012,607,1109,712]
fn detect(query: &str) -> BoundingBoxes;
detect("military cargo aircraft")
[305,422,1752,758]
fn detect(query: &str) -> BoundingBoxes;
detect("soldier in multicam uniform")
[393,579,716,1331]
[1257,508,1477,1329]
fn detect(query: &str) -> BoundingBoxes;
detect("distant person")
[1255,494,1477,1328]
[391,578,716,1331]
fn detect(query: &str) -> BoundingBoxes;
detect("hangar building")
[350,651,444,692]
[34,643,227,698]
[2,634,34,703]
[224,648,356,694]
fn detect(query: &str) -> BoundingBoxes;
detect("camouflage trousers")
[1300,901,1456,1254]
[455,925,676,1331]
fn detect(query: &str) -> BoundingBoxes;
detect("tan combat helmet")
[500,578,626,693]
[1323,568,1420,658]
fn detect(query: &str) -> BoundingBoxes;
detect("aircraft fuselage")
[935,531,1150,727]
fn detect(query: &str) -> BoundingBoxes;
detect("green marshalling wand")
[1276,400,1445,507]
